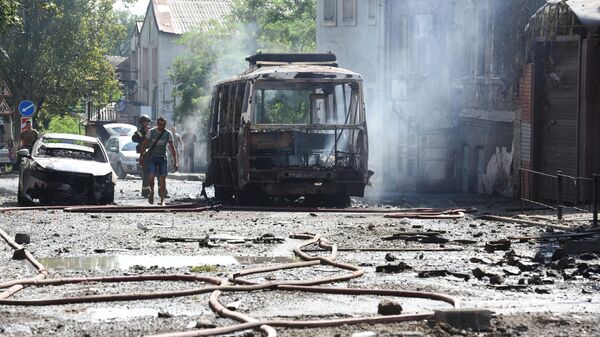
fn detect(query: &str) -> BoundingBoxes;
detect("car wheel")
[17,176,32,206]
[116,163,126,179]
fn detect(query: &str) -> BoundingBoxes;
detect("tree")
[46,114,83,135]
[170,0,316,128]
[0,0,126,135]
[108,10,143,57]
[0,0,20,35]
[230,0,316,52]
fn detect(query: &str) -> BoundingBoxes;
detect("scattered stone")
[367,224,375,231]
[503,267,520,276]
[556,257,576,269]
[195,319,217,329]
[472,267,487,279]
[384,253,397,262]
[12,248,26,260]
[14,233,30,244]
[157,311,172,318]
[472,232,484,238]
[579,253,597,260]
[93,248,107,254]
[517,260,538,272]
[528,275,544,285]
[485,239,511,253]
[469,223,477,228]
[418,270,470,281]
[434,308,492,331]
[470,257,493,265]
[411,224,422,229]
[378,300,403,315]
[351,331,377,337]
[534,287,551,294]
[52,233,60,237]
[90,214,100,218]
[309,213,317,217]
[489,274,505,284]
[226,300,241,311]
[376,262,412,273]
[552,248,566,261]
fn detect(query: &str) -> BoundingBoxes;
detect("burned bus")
[205,53,371,205]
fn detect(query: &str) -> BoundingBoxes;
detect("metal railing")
[519,168,599,226]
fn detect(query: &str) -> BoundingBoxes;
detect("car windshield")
[121,141,136,151]
[35,138,107,163]
[253,81,361,125]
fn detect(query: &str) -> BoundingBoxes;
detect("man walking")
[139,117,178,205]
[170,126,183,173]
[20,120,38,153]
[181,128,197,172]
[132,115,151,197]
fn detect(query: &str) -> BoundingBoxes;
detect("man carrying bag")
[139,116,178,205]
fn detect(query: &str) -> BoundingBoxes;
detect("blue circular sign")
[18,100,35,117]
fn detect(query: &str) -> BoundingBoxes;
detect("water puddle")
[37,255,295,272]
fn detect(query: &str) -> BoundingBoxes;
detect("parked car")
[105,136,140,178]
[99,123,137,144]
[17,133,116,206]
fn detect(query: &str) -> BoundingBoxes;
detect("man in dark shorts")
[139,117,178,205]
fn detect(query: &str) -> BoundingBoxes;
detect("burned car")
[206,53,371,205]
[17,133,116,206]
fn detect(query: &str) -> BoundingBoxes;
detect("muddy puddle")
[37,255,296,272]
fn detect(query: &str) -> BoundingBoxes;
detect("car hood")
[34,158,113,176]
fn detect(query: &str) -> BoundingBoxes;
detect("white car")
[105,136,140,178]
[17,133,116,206]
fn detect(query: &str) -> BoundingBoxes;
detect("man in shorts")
[139,117,178,205]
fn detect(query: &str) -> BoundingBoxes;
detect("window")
[342,0,356,25]
[323,0,336,26]
[368,0,378,25]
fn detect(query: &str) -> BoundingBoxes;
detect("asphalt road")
[0,173,599,337]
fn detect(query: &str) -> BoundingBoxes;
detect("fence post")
[594,174,599,227]
[520,169,524,213]
[556,171,563,221]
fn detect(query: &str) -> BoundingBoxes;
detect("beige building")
[123,0,232,124]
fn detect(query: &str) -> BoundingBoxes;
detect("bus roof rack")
[246,52,338,67]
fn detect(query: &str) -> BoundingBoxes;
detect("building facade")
[123,0,232,125]
[316,0,549,196]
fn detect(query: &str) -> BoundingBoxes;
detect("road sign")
[21,117,32,131]
[0,98,12,115]
[0,81,11,97]
[18,100,35,117]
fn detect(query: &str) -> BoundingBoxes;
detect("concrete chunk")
[14,233,30,244]
[378,299,403,315]
[434,308,492,331]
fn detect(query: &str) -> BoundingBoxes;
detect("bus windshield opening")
[252,81,361,125]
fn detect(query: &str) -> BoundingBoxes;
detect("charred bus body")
[206,53,370,204]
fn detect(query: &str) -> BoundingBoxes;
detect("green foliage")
[230,0,316,52]
[0,0,20,35]
[0,0,124,133]
[258,90,310,124]
[108,10,143,57]
[46,114,83,135]
[171,0,316,129]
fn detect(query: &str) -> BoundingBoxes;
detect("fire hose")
[0,228,459,336]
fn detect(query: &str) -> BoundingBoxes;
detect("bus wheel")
[214,187,233,203]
